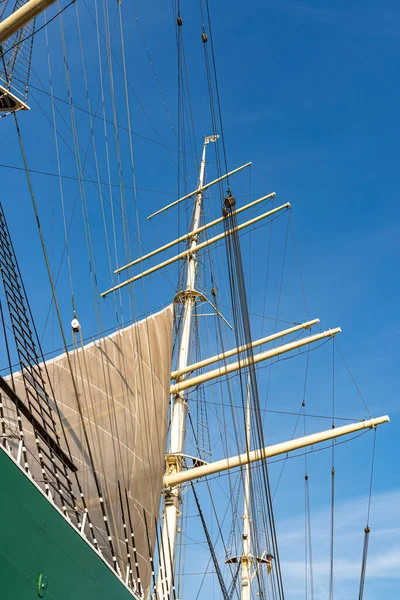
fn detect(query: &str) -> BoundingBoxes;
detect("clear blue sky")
[1,0,399,598]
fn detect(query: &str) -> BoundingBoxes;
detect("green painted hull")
[0,446,137,600]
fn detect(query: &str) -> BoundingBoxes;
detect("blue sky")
[1,0,399,598]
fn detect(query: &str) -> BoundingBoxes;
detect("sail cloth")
[3,305,173,596]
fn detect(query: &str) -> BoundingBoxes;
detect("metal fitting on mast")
[205,134,220,144]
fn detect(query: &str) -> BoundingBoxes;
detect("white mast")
[156,134,218,600]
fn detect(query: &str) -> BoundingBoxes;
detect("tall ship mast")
[0,1,393,600]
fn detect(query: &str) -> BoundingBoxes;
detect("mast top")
[204,134,220,144]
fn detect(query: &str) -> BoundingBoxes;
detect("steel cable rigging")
[191,481,230,600]
[358,428,377,600]
[302,350,315,600]
[195,3,287,594]
[222,197,285,600]
[329,343,335,600]
[11,112,113,557]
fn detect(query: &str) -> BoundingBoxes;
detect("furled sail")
[2,305,173,596]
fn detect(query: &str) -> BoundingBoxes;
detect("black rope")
[154,516,176,600]
[191,482,229,600]
[124,488,142,596]
[358,526,370,600]
[222,198,285,600]
[0,299,17,448]
[228,563,241,600]
[358,427,377,599]
[117,481,134,588]
[143,509,158,599]
[203,0,229,176]
[187,411,238,592]
[304,475,314,600]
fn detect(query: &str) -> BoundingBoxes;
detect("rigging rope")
[329,341,335,600]
[191,482,230,600]
[20,81,186,155]
[31,9,176,341]
[262,213,291,433]
[117,480,135,587]
[304,474,314,600]
[55,10,134,563]
[143,509,158,599]
[0,300,12,446]
[131,0,177,142]
[155,516,177,600]
[222,198,285,600]
[358,427,377,600]
[74,1,117,316]
[1,1,75,58]
[358,527,370,600]
[81,0,178,170]
[124,487,142,595]
[302,349,314,600]
[0,0,9,20]
[12,111,114,557]
[44,15,75,315]
[187,404,241,600]
[334,340,372,419]
[228,563,241,600]
[200,0,229,180]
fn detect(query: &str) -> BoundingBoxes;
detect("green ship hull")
[0,446,137,600]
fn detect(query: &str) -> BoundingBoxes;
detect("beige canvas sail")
[2,304,173,596]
